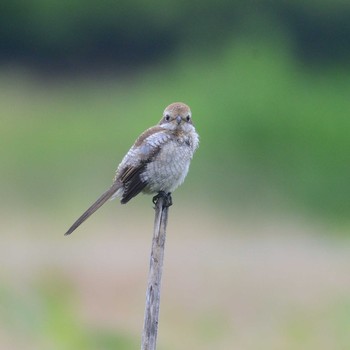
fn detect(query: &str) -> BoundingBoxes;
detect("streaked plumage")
[65,102,199,235]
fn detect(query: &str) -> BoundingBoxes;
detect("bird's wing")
[117,127,171,204]
[119,162,148,204]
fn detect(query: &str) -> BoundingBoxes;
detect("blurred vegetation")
[1,34,350,223]
[0,280,135,350]
[1,1,350,71]
[0,0,350,224]
[1,0,350,236]
[1,2,350,349]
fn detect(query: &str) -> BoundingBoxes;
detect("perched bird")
[65,102,199,235]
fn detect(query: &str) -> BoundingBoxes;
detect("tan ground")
[1,206,349,350]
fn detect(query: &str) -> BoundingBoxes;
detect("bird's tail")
[65,183,121,236]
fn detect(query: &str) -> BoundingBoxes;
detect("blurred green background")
[1,1,350,349]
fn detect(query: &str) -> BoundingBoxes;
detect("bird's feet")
[152,191,173,208]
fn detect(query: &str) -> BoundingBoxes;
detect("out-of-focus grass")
[1,14,349,350]
[1,35,349,225]
[0,279,135,350]
[2,220,349,350]
[284,300,350,349]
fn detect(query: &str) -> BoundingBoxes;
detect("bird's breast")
[141,137,195,193]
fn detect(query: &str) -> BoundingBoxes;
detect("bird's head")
[159,102,194,133]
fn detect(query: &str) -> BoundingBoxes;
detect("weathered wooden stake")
[141,196,169,350]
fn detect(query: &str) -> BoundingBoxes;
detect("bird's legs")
[152,191,173,208]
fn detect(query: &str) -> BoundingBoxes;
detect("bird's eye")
[165,114,170,121]
[186,115,191,122]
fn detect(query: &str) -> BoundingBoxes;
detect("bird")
[65,102,199,235]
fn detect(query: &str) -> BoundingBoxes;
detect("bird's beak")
[176,116,182,124]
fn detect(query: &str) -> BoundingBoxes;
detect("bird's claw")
[152,191,173,208]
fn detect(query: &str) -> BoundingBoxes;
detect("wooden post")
[141,196,169,350]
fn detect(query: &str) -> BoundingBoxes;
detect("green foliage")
[1,34,350,224]
[0,280,135,350]
[1,1,350,68]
